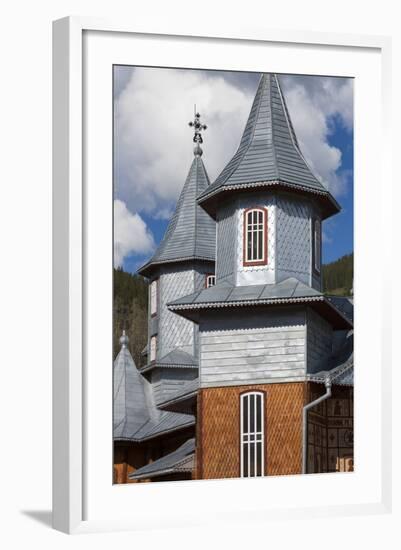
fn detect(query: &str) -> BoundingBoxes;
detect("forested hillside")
[113,268,148,364]
[322,253,353,296]
[113,252,353,362]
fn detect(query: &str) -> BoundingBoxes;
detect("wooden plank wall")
[197,382,305,479]
[199,309,306,388]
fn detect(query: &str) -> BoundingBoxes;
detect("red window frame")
[243,207,268,267]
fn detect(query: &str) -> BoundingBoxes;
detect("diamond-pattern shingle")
[113,336,195,442]
[139,156,216,277]
[198,74,340,219]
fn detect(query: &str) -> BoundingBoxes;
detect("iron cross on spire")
[188,106,207,156]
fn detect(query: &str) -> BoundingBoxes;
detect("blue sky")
[113,67,353,272]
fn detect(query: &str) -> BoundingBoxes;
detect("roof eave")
[139,362,198,374]
[137,256,215,278]
[168,295,352,330]
[158,390,198,410]
[114,418,195,443]
[197,180,341,220]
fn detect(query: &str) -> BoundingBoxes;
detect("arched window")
[240,391,265,477]
[243,208,268,266]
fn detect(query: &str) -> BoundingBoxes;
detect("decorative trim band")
[198,179,340,209]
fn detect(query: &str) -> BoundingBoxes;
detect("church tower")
[168,74,353,478]
[138,113,216,407]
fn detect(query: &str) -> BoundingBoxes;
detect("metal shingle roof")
[138,156,216,277]
[129,438,195,480]
[158,378,199,408]
[167,277,353,329]
[308,362,354,387]
[113,341,152,440]
[113,336,195,442]
[132,411,195,441]
[308,330,354,386]
[157,348,197,367]
[169,277,320,306]
[198,74,340,219]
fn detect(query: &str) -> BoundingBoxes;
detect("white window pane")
[241,392,265,477]
[244,209,266,263]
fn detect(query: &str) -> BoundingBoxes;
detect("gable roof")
[113,332,195,442]
[197,74,340,220]
[167,277,353,329]
[138,155,216,278]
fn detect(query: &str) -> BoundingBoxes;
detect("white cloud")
[114,67,252,215]
[114,69,353,224]
[113,199,155,267]
[281,76,353,196]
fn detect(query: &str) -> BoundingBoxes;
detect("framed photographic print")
[53,17,392,534]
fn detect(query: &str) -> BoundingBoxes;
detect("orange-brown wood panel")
[114,428,195,484]
[197,382,306,480]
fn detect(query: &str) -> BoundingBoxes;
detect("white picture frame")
[52,16,392,534]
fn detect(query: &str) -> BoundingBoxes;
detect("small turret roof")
[113,332,194,442]
[138,155,216,278]
[198,73,340,219]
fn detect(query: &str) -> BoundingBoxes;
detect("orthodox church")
[113,73,354,483]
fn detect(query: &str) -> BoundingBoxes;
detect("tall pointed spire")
[138,111,215,278]
[198,74,340,219]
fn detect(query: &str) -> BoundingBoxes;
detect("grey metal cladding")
[149,316,158,336]
[326,296,354,323]
[139,156,216,275]
[133,410,195,441]
[128,438,195,479]
[199,308,306,388]
[333,365,353,386]
[158,348,197,366]
[194,262,215,290]
[276,196,311,284]
[159,378,199,406]
[158,268,196,359]
[113,345,150,438]
[152,369,198,406]
[198,74,334,203]
[307,329,353,385]
[215,200,237,284]
[168,277,321,307]
[306,308,333,374]
[113,340,195,442]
